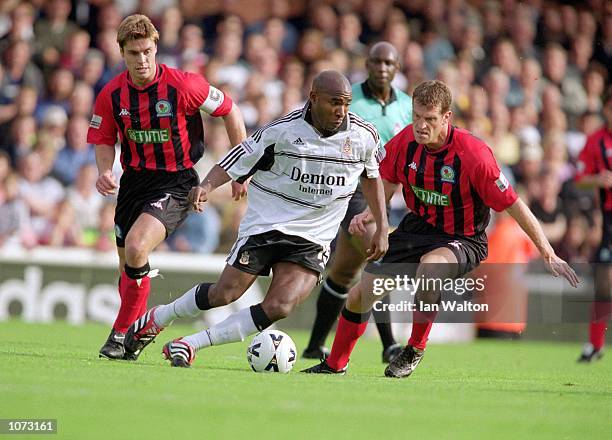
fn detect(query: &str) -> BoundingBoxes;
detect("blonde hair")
[116,14,159,49]
[412,80,453,114]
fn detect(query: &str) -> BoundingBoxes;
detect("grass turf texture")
[1,321,610,440]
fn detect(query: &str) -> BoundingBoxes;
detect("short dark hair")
[412,80,453,114]
[117,14,159,49]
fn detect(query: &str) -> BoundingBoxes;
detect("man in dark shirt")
[304,80,579,378]
[87,14,247,360]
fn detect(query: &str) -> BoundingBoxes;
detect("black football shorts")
[114,167,199,247]
[226,230,330,278]
[365,212,487,278]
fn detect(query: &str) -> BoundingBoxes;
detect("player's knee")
[417,263,456,286]
[124,237,149,264]
[346,284,366,310]
[328,269,355,288]
[261,299,296,321]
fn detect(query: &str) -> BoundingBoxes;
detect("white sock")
[154,285,201,327]
[182,307,258,350]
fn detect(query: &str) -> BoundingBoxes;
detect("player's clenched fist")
[188,185,209,212]
[349,211,374,236]
[96,170,118,196]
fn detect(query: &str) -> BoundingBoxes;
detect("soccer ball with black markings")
[247,330,297,373]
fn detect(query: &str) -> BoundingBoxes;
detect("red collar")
[126,64,163,90]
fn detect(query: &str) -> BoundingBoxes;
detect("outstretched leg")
[124,264,257,356]
[164,262,319,367]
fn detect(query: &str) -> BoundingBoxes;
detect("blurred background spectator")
[0,0,608,264]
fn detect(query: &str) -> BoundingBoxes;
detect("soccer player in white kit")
[124,70,389,367]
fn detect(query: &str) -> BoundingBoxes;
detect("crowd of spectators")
[0,0,610,262]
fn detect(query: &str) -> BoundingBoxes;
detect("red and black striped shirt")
[87,64,233,172]
[575,126,612,213]
[381,125,518,237]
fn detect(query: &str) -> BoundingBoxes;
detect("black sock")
[124,262,150,279]
[195,283,213,310]
[250,304,273,331]
[372,295,397,349]
[305,277,348,350]
[342,306,371,323]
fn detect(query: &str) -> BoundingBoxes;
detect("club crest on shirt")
[440,165,455,183]
[155,100,172,117]
[239,251,250,265]
[342,137,352,155]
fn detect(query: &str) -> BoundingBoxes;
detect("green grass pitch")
[1,321,610,439]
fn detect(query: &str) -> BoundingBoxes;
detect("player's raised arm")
[505,198,580,287]
[188,76,248,200]
[468,137,579,288]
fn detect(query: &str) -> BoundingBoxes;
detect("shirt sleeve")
[378,128,407,184]
[363,128,381,179]
[87,87,117,146]
[218,127,276,182]
[470,144,518,212]
[575,135,597,180]
[182,72,233,117]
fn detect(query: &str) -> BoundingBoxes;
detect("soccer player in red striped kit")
[304,80,579,377]
[575,86,612,362]
[87,14,247,360]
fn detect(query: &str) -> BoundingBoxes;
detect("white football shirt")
[219,105,382,246]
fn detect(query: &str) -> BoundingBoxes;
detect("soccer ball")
[247,329,297,373]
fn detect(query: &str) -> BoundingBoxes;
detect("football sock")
[113,270,150,333]
[326,307,370,371]
[194,282,214,310]
[408,308,438,351]
[372,295,396,349]
[137,300,148,319]
[154,283,213,327]
[306,277,348,350]
[182,305,270,350]
[589,300,611,350]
